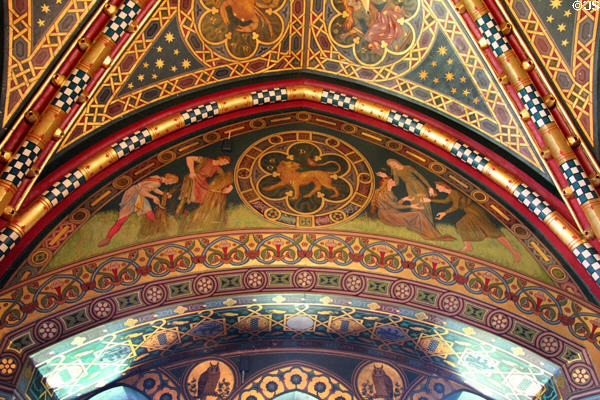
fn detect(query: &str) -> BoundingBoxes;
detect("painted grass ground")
[46,205,550,283]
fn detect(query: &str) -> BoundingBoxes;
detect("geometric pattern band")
[321,90,357,111]
[0,227,20,261]
[251,88,287,105]
[181,102,219,126]
[50,69,91,113]
[449,142,489,172]
[560,159,598,205]
[386,110,424,135]
[0,141,42,187]
[102,0,141,43]
[573,242,600,284]
[42,169,87,207]
[475,13,511,57]
[517,85,554,129]
[513,183,553,221]
[111,128,153,159]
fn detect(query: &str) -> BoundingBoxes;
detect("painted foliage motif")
[13,113,575,291]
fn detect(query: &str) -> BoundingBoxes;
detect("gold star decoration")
[170,65,177,72]
[418,70,428,80]
[463,89,470,96]
[447,58,453,65]
[557,23,566,32]
[460,76,466,83]
[37,19,45,27]
[155,58,164,69]
[182,59,191,69]
[473,98,479,104]
[562,39,569,46]
[173,49,180,55]
[433,78,439,84]
[431,61,437,67]
[56,0,62,3]
[156,46,163,53]
[564,9,571,16]
[137,74,144,81]
[550,0,562,9]
[437,46,447,55]
[127,83,133,89]
[546,15,554,23]
[41,4,50,13]
[165,32,175,43]
[152,73,158,79]
[143,62,149,68]
[451,88,457,94]
[445,72,454,81]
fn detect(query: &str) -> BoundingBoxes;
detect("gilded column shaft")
[538,124,574,165]
[497,50,532,91]
[461,0,489,20]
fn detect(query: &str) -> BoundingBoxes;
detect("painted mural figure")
[98,173,179,247]
[220,0,260,33]
[341,0,412,52]
[426,181,521,262]
[379,158,435,221]
[371,176,454,241]
[177,155,233,214]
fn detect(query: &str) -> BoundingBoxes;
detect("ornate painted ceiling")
[1,0,600,399]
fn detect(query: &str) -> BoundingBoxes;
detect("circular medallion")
[179,0,289,61]
[186,359,236,399]
[235,132,374,228]
[327,0,423,66]
[354,361,405,400]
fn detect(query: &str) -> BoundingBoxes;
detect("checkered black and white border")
[111,129,153,158]
[475,13,511,57]
[386,110,424,135]
[102,0,141,43]
[0,141,42,186]
[251,88,287,105]
[450,143,489,172]
[321,90,357,110]
[560,159,598,205]
[0,227,20,261]
[42,169,86,207]
[51,69,90,113]
[181,102,219,126]
[513,184,553,220]
[573,242,600,283]
[517,85,553,129]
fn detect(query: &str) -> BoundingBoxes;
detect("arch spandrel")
[2,109,600,399]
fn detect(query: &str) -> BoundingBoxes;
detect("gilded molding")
[79,148,119,180]
[544,211,582,249]
[480,163,521,193]
[27,105,67,146]
[288,85,322,102]
[497,50,532,91]
[353,99,391,122]
[147,115,186,140]
[581,199,600,240]
[418,126,456,151]
[539,123,575,165]
[462,0,489,21]
[10,198,53,235]
[217,95,254,114]
[77,35,117,75]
